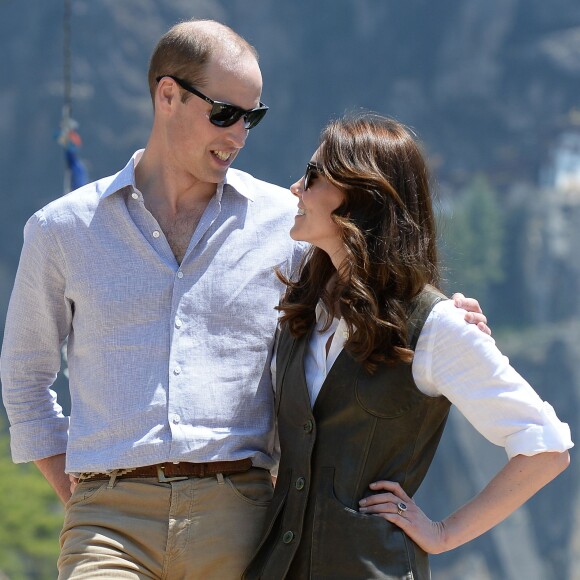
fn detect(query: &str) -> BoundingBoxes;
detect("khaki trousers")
[58,468,273,579]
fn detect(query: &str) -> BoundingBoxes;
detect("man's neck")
[135,147,218,212]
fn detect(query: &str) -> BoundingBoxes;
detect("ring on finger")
[396,501,408,516]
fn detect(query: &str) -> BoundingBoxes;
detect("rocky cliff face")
[0,1,578,578]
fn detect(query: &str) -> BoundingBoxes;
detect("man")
[1,19,488,579]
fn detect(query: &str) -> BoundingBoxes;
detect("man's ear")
[156,77,178,111]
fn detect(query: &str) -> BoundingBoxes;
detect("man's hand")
[70,475,80,495]
[452,293,491,335]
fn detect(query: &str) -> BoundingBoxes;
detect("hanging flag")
[56,111,89,192]
[65,146,89,190]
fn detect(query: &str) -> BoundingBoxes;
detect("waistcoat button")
[303,419,314,433]
[295,477,305,490]
[282,531,295,544]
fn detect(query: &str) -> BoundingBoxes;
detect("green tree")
[440,174,505,307]
[0,414,63,579]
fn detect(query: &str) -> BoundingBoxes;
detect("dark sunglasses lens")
[209,104,268,129]
[208,104,243,127]
[244,108,268,129]
[304,163,320,190]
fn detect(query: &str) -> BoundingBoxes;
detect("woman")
[244,113,572,579]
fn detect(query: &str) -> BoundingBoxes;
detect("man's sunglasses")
[304,161,323,190]
[156,75,269,129]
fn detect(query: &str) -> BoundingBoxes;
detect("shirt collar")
[315,301,327,323]
[223,169,255,202]
[97,150,254,203]
[97,149,143,200]
[315,301,336,329]
[315,300,353,338]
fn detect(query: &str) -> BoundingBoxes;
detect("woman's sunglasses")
[304,161,323,190]
[156,75,269,129]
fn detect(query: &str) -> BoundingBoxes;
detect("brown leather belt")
[80,458,253,483]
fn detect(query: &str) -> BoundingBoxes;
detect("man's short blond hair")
[147,19,259,105]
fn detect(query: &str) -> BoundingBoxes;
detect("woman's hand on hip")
[358,480,448,554]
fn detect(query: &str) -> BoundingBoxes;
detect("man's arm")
[2,214,71,484]
[452,293,490,335]
[35,454,71,504]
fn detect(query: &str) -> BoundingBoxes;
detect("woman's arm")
[359,298,571,554]
[359,450,569,554]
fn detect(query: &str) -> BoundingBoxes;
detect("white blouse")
[287,299,573,460]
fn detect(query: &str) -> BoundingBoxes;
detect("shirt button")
[282,531,294,544]
[177,271,184,279]
[175,318,182,329]
[172,415,180,425]
[131,192,139,200]
[152,230,160,238]
[174,366,181,375]
[303,419,314,433]
[295,477,305,491]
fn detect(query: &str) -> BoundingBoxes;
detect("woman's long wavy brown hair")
[277,113,440,372]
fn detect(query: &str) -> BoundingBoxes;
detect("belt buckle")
[156,465,189,482]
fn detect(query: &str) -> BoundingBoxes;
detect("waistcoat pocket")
[355,365,425,419]
[310,467,427,579]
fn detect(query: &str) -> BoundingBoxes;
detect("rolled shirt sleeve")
[1,212,71,462]
[412,300,573,459]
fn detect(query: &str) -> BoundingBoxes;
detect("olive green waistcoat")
[244,287,451,580]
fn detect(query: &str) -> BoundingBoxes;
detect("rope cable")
[62,0,72,193]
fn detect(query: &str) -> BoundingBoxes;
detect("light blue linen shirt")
[1,150,304,473]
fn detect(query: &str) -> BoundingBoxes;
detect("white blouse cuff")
[504,402,573,459]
